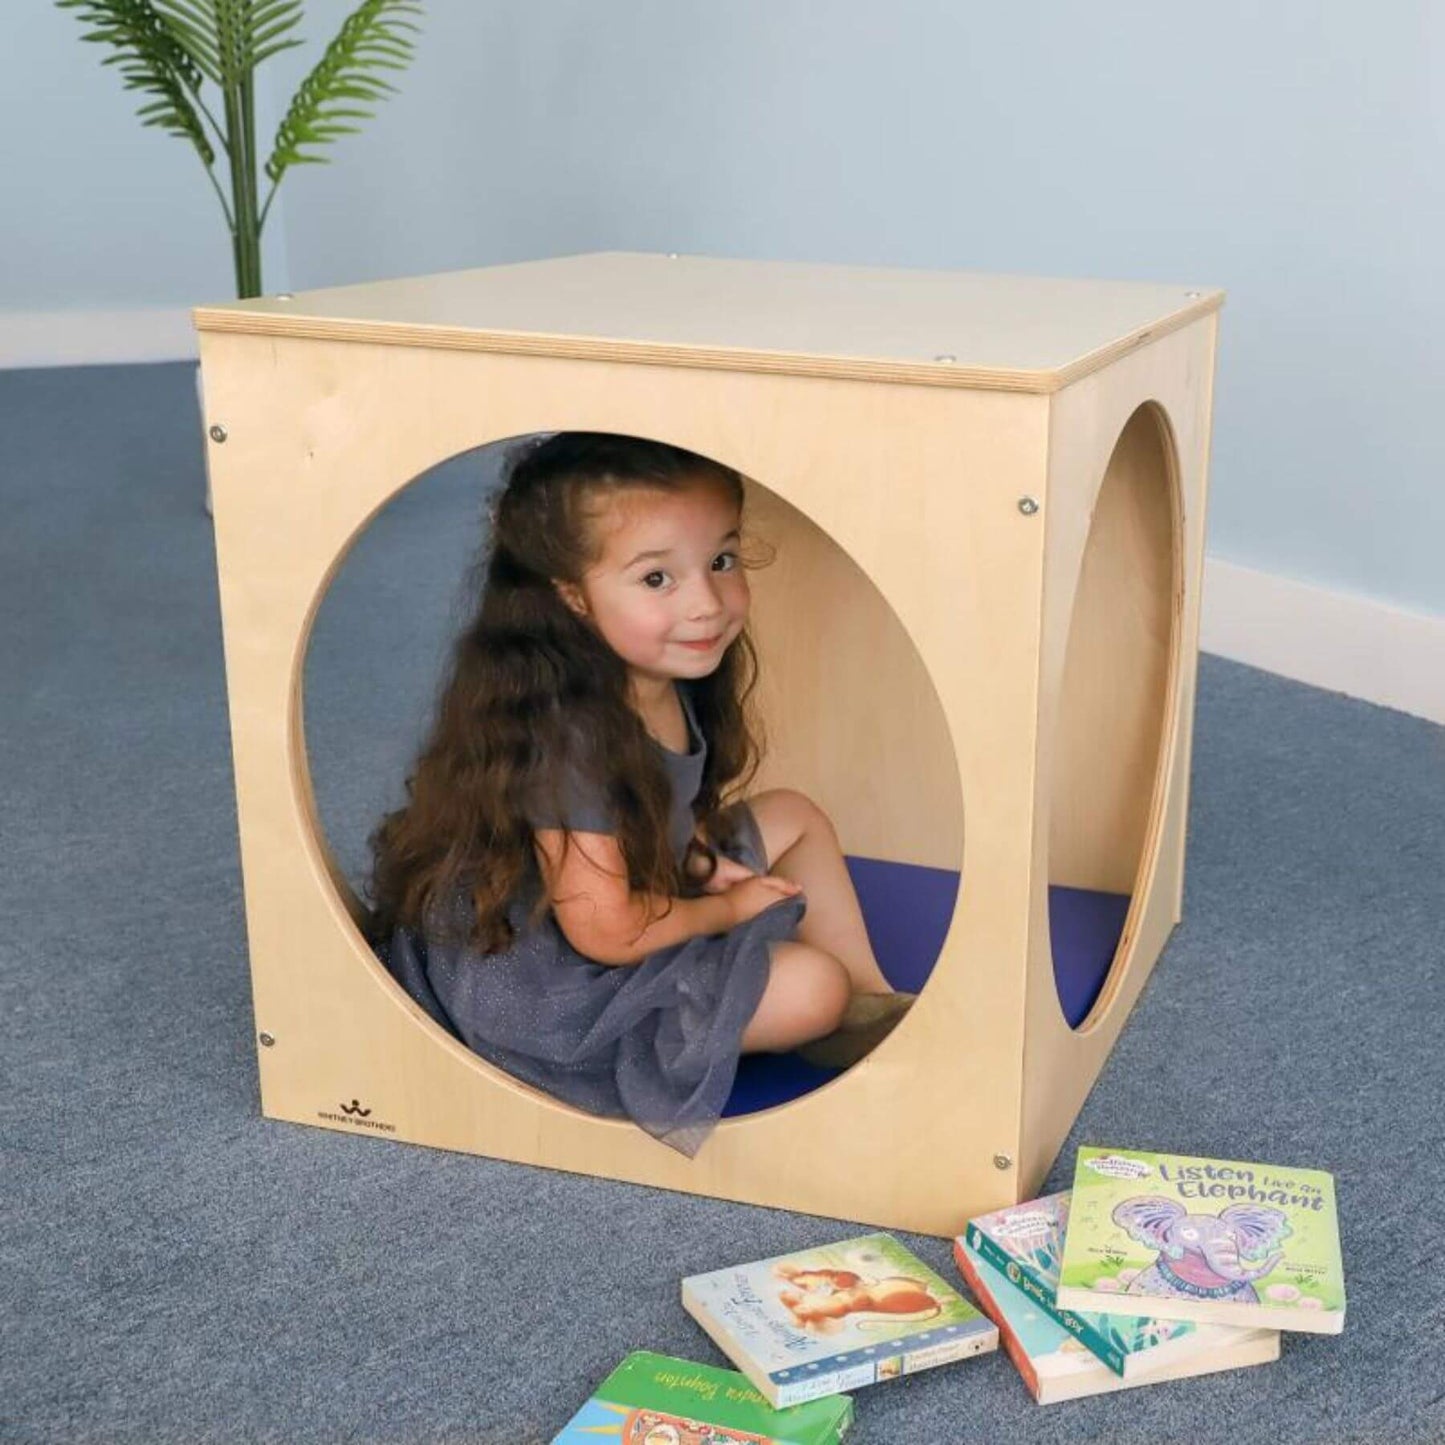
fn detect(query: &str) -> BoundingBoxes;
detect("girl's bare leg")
[740,941,850,1053]
[746,789,894,996]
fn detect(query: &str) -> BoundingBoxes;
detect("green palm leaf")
[150,0,306,86]
[57,0,215,166]
[266,0,422,187]
[57,0,423,297]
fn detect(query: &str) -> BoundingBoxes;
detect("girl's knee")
[800,946,851,1032]
[777,788,827,827]
[796,790,838,845]
[745,944,850,1053]
[755,787,837,851]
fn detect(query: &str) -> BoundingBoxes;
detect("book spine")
[1051,1283,1344,1338]
[964,1224,1127,1377]
[772,1370,867,1411]
[953,1242,1041,1404]
[681,1283,784,1408]
[773,1329,988,1409]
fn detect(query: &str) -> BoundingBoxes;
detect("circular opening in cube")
[299,433,963,1123]
[1047,402,1181,1031]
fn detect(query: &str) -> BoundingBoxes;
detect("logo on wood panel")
[317,1097,396,1133]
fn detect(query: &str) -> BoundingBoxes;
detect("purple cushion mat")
[723,860,1129,1116]
[1048,883,1132,1029]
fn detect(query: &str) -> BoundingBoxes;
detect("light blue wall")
[8,3,290,305]
[9,2,1443,615]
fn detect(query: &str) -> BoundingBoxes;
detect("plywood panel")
[1049,405,1177,893]
[201,331,1049,1235]
[744,482,962,868]
[1019,315,1219,1196]
[197,254,1221,1235]
[195,252,1223,394]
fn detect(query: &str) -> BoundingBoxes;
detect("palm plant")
[57,1,423,298]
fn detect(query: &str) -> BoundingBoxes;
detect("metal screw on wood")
[1017,496,1039,516]
[258,1031,276,1047]
[993,1153,1013,1170]
[209,425,228,444]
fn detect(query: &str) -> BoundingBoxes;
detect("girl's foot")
[795,991,916,1070]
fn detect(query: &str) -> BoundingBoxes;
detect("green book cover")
[551,1351,853,1443]
[1056,1146,1345,1335]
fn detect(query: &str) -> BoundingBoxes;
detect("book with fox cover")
[551,1351,853,1443]
[1055,1147,1345,1334]
[681,1233,997,1408]
[954,1237,1280,1404]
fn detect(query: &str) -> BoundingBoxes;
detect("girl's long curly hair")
[365,431,772,955]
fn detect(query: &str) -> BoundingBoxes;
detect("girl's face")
[555,479,750,695]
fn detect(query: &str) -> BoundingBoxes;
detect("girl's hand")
[699,852,757,895]
[720,874,804,926]
[683,829,758,893]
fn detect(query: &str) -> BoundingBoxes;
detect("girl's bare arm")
[533,829,732,965]
[533,829,797,965]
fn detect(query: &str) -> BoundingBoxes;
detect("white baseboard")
[1201,558,1445,724]
[0,307,197,368]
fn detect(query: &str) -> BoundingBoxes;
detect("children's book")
[681,1233,998,1408]
[551,1351,853,1443]
[955,1237,1280,1404]
[962,1191,1266,1378]
[1054,1146,1345,1335]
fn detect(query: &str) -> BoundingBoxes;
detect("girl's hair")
[366,431,771,955]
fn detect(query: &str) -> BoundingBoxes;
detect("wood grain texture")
[199,255,1221,1235]
[193,251,1222,395]
[1020,315,1220,1195]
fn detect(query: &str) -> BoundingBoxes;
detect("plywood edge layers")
[188,294,1224,397]
[1169,313,1221,922]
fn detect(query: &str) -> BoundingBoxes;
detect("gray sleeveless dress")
[376,682,806,1157]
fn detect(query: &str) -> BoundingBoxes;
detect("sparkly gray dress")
[376,682,806,1157]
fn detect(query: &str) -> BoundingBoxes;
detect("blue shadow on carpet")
[722,859,1129,1116]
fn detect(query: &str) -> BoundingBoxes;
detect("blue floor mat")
[723,858,1128,1116]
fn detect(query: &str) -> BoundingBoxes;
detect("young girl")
[367,432,913,1156]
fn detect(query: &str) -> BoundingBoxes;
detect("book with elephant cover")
[959,1191,1272,1378]
[1054,1146,1345,1334]
[681,1233,998,1408]
[955,1237,1280,1404]
[551,1351,853,1443]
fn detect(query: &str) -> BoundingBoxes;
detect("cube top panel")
[193,251,1222,394]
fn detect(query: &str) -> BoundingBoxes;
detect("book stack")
[552,1146,1346,1432]
[954,1146,1346,1405]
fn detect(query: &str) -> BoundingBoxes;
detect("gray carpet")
[2,360,1442,1444]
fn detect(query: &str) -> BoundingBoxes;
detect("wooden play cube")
[195,252,1222,1236]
